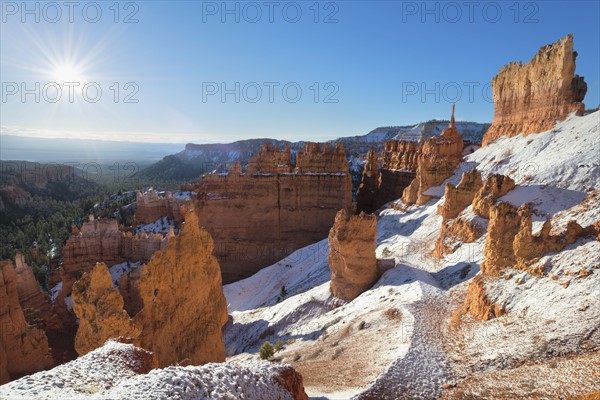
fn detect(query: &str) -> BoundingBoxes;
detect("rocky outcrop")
[134,209,229,367]
[356,141,418,213]
[194,142,352,283]
[72,263,141,356]
[402,105,464,205]
[479,202,520,276]
[438,169,483,220]
[460,274,505,321]
[0,260,52,383]
[13,253,64,334]
[61,215,171,300]
[472,173,516,219]
[483,34,587,145]
[118,265,143,317]
[434,169,483,257]
[272,365,309,400]
[356,150,380,214]
[513,204,566,272]
[134,191,186,225]
[328,209,378,301]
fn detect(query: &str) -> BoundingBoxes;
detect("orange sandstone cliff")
[482,34,587,146]
[134,209,229,367]
[194,142,352,283]
[72,263,141,356]
[0,260,53,383]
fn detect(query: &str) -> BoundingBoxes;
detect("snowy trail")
[355,285,455,400]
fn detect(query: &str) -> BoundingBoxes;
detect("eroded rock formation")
[434,169,483,257]
[134,209,229,367]
[0,260,52,383]
[194,142,352,282]
[356,141,418,213]
[135,191,186,225]
[356,150,380,214]
[72,263,141,356]
[402,106,464,205]
[472,174,516,219]
[60,216,171,300]
[483,34,587,145]
[328,209,378,301]
[479,202,521,276]
[460,274,505,321]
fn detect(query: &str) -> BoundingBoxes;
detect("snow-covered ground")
[223,112,600,399]
[1,340,300,400]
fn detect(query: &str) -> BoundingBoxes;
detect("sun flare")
[52,63,87,84]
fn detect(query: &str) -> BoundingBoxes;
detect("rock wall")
[402,106,464,206]
[482,34,587,146]
[194,143,352,283]
[328,210,378,301]
[0,260,52,383]
[356,141,418,213]
[134,209,229,367]
[72,263,141,356]
[134,191,186,225]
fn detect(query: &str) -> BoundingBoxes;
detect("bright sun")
[52,64,86,84]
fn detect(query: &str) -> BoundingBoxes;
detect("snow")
[109,261,142,287]
[1,340,297,400]
[49,281,62,302]
[133,216,176,235]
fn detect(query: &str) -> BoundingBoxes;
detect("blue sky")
[1,0,598,143]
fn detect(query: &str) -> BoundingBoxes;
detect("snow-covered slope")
[1,340,301,400]
[223,112,600,399]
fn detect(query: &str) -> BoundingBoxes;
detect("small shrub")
[274,339,284,352]
[384,308,403,321]
[382,247,392,257]
[259,341,275,360]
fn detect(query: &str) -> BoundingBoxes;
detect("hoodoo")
[483,34,587,145]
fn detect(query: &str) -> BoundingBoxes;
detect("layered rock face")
[0,260,52,383]
[482,34,587,145]
[328,209,378,301]
[134,209,229,367]
[194,143,352,283]
[434,169,483,258]
[61,216,170,299]
[72,263,141,356]
[134,191,186,225]
[402,106,464,206]
[356,141,418,213]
